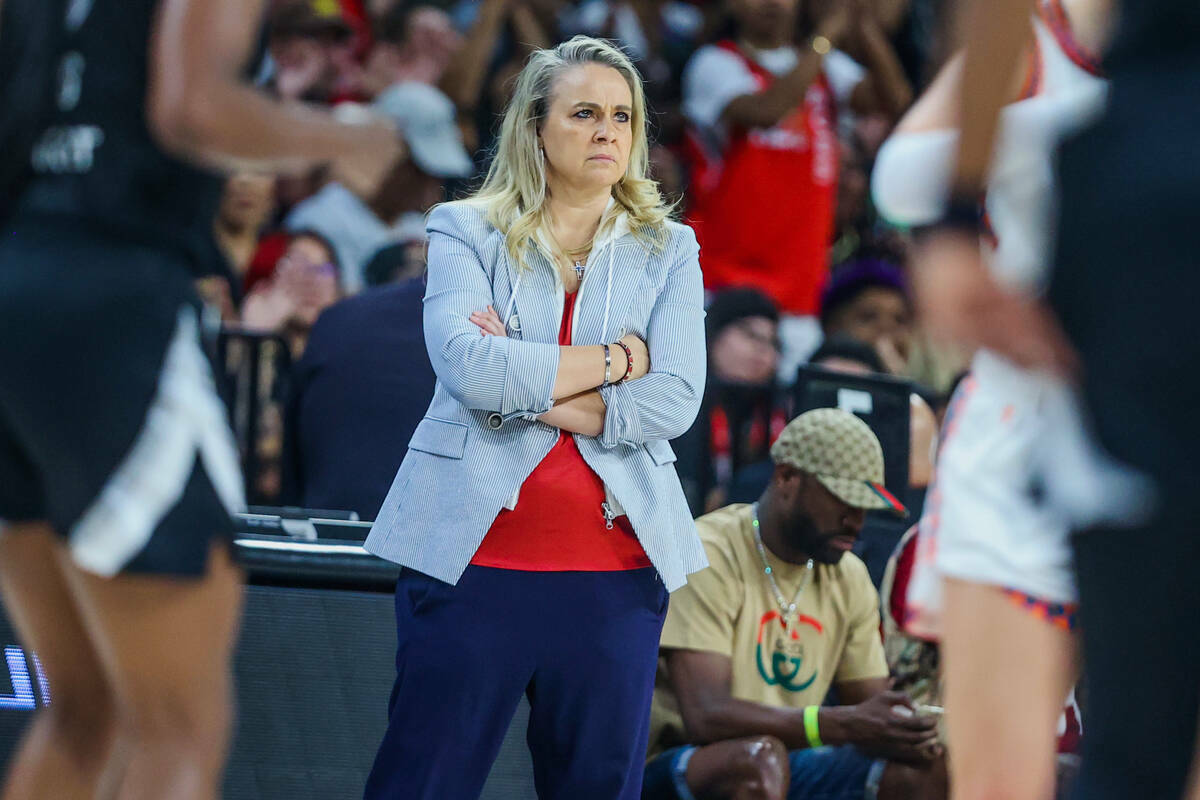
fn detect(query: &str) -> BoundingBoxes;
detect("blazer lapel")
[574,235,651,345]
[503,244,560,344]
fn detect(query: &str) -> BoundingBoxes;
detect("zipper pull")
[601,502,616,530]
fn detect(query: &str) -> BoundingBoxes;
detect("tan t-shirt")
[649,504,888,757]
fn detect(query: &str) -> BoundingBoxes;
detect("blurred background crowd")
[205,0,966,524]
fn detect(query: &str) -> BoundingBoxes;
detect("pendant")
[573,261,585,279]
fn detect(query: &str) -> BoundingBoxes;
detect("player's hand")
[329,108,407,202]
[831,691,941,764]
[469,305,508,337]
[912,230,1080,378]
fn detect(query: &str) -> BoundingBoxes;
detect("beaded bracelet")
[613,340,635,384]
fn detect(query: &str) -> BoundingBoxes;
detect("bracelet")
[602,343,613,387]
[803,705,823,748]
[613,340,635,384]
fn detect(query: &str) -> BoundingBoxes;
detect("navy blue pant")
[364,565,669,800]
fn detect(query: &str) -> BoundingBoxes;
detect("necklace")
[751,502,814,634]
[548,228,592,282]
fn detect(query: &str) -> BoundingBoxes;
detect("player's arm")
[147,0,400,179]
[948,0,1038,199]
[905,0,1082,374]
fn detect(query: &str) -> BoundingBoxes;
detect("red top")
[470,291,652,571]
[684,40,839,315]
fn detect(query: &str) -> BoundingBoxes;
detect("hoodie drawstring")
[601,244,614,342]
[502,270,522,331]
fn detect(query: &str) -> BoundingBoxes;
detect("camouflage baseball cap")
[769,408,907,516]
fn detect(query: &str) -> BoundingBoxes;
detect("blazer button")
[487,412,504,430]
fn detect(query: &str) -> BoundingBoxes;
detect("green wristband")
[803,705,823,748]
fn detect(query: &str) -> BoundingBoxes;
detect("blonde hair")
[465,36,672,272]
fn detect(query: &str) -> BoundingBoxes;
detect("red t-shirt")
[685,40,839,315]
[470,291,652,571]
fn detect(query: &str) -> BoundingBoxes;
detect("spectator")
[807,332,887,376]
[673,288,788,516]
[363,3,464,94]
[214,171,278,279]
[561,0,707,138]
[439,0,560,156]
[831,135,872,265]
[284,81,473,291]
[282,276,436,519]
[237,230,342,502]
[362,216,428,287]
[810,333,937,489]
[682,0,913,379]
[723,330,936,509]
[643,408,946,800]
[241,230,343,359]
[267,0,363,103]
[195,172,278,323]
[819,257,914,377]
[241,231,293,297]
[365,0,402,19]
[562,0,705,70]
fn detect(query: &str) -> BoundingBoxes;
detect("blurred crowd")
[203,0,967,513]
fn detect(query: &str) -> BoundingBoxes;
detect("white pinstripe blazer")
[364,201,709,591]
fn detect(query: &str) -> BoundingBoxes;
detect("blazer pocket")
[645,439,678,466]
[408,417,468,459]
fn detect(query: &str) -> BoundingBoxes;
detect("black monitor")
[791,365,913,498]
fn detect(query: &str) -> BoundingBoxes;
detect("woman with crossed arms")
[362,36,708,800]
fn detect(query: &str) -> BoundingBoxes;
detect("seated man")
[643,408,947,800]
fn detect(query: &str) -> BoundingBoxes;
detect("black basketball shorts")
[0,221,243,576]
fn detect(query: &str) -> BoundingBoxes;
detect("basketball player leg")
[0,524,122,800]
[940,577,1077,800]
[64,537,243,800]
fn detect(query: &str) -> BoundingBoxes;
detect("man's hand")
[825,690,941,764]
[912,230,1079,377]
